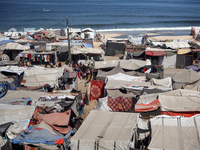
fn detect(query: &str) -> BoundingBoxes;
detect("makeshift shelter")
[176,49,193,68]
[12,121,72,148]
[0,90,44,105]
[95,96,112,111]
[70,110,138,150]
[22,66,63,88]
[159,89,200,117]
[172,68,200,89]
[148,115,200,150]
[163,41,191,49]
[0,104,35,139]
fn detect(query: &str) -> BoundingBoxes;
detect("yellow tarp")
[177,49,192,55]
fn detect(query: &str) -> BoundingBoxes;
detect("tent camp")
[148,115,200,150]
[70,110,138,150]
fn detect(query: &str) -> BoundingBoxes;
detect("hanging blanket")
[90,80,105,100]
[107,96,133,111]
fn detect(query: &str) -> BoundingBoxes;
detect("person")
[79,62,86,79]
[58,62,62,67]
[86,63,91,80]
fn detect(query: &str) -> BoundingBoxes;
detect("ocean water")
[0,0,200,32]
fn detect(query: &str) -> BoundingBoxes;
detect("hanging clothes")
[39,55,42,64]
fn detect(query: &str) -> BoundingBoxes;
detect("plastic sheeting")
[162,55,176,68]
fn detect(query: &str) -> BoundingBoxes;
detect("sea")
[0,0,200,35]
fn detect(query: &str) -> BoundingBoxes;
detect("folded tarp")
[12,121,72,145]
[150,77,172,89]
[137,93,158,104]
[70,110,138,150]
[95,59,147,70]
[148,115,200,150]
[135,99,160,112]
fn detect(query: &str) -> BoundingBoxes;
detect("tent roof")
[0,66,25,75]
[172,68,200,83]
[71,46,104,55]
[1,90,44,102]
[148,115,200,150]
[5,43,29,50]
[177,48,192,54]
[71,110,138,150]
[164,41,190,49]
[106,72,146,82]
[0,40,14,46]
[146,51,167,56]
[107,89,136,98]
[95,59,147,70]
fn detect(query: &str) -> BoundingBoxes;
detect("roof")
[0,66,25,75]
[148,115,200,150]
[164,41,190,49]
[146,51,167,56]
[135,99,160,112]
[177,48,192,54]
[71,46,104,55]
[5,43,29,50]
[0,40,14,46]
[172,68,200,83]
[95,59,147,70]
[71,110,138,150]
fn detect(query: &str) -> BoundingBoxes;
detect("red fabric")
[55,139,64,144]
[135,99,160,112]
[90,80,104,100]
[146,51,166,56]
[160,111,200,117]
[33,110,71,134]
[107,96,133,111]
[193,49,200,52]
[28,54,31,59]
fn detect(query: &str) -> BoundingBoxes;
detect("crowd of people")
[72,62,94,81]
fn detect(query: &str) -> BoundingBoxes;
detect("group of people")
[72,62,94,80]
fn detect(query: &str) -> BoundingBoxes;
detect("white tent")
[148,115,200,150]
[71,110,138,150]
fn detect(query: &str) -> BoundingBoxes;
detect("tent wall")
[176,54,193,69]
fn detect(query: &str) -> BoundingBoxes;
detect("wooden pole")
[66,17,71,64]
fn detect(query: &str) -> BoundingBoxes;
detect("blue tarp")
[0,40,14,46]
[185,65,200,72]
[12,124,72,145]
[84,43,93,48]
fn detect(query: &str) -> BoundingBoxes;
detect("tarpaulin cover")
[107,89,135,98]
[95,59,147,70]
[106,72,146,82]
[95,96,112,111]
[150,77,172,89]
[177,48,192,54]
[107,96,133,112]
[160,111,200,117]
[146,51,166,56]
[12,121,72,145]
[135,99,160,112]
[148,115,200,150]
[34,110,71,135]
[71,110,138,150]
[172,68,200,84]
[90,80,104,100]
